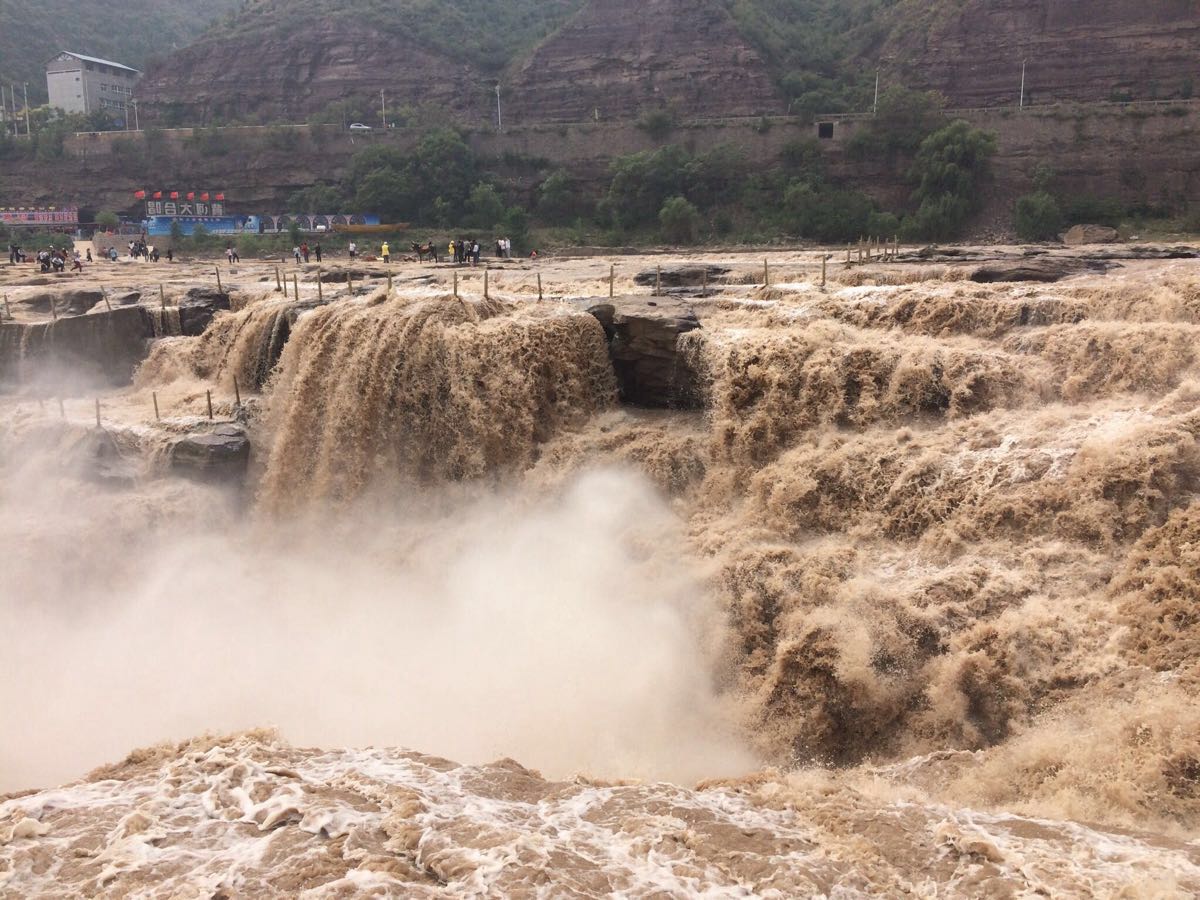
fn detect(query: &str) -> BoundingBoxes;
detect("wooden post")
[275,266,282,292]
[609,264,615,299]
[94,398,100,428]
[537,273,543,301]
[160,284,166,309]
[102,289,112,312]
[702,266,708,297]
[233,376,241,407]
[292,274,299,299]
[655,266,661,296]
[846,245,851,265]
[453,270,459,298]
[347,273,353,295]
[317,271,323,302]
[206,390,213,420]
[3,295,10,320]
[215,267,223,293]
[152,392,160,421]
[387,273,393,294]
[483,268,489,299]
[821,254,827,288]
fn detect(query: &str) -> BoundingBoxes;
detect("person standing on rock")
[293,245,302,264]
[381,241,390,264]
[301,242,310,263]
[314,242,322,263]
[472,239,481,266]
[348,240,357,260]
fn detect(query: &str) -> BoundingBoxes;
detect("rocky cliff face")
[505,0,786,123]
[137,23,486,126]
[878,0,1200,107]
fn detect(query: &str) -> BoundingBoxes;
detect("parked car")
[348,123,373,132]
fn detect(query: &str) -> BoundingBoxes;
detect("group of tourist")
[127,238,161,262]
[292,242,323,264]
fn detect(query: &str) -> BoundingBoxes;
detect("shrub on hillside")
[1014,191,1064,241]
[659,196,702,244]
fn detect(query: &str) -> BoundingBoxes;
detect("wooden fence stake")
[348,273,354,295]
[702,266,708,297]
[655,265,661,296]
[483,268,489,299]
[160,284,166,309]
[387,273,393,294]
[317,271,323,302]
[609,264,615,298]
[537,273,543,301]
[94,398,100,428]
[3,295,10,320]
[453,270,459,298]
[215,267,223,293]
[206,390,214,420]
[152,392,160,421]
[292,274,299,298]
[821,254,827,287]
[102,288,112,312]
[233,376,241,407]
[275,266,282,292]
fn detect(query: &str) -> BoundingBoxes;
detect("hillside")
[0,0,239,105]
[506,0,786,124]
[136,0,1200,126]
[874,0,1200,106]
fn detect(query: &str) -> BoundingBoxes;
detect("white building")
[46,52,140,118]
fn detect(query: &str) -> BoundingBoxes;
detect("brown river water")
[1,250,1199,896]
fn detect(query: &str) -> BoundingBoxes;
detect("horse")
[411,241,439,263]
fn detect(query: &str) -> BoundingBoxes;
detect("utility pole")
[873,71,880,114]
[1019,59,1027,110]
[495,83,502,132]
[133,100,139,132]
[380,89,386,129]
[23,82,31,135]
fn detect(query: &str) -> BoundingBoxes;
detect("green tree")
[288,183,345,212]
[659,196,702,244]
[500,206,530,254]
[904,120,997,240]
[537,170,583,224]
[1014,192,1064,241]
[169,219,185,244]
[465,182,506,230]
[95,210,120,230]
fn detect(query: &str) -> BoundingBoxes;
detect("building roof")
[48,52,140,74]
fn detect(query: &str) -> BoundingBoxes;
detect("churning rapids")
[3,251,1200,896]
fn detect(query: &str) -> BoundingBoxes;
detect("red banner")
[134,190,146,199]
[215,193,225,202]
[186,192,195,201]
[200,192,210,202]
[169,191,180,200]
[153,191,162,200]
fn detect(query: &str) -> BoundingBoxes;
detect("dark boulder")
[0,306,155,389]
[178,288,232,336]
[970,257,1116,284]
[169,424,250,484]
[20,290,104,316]
[633,265,730,288]
[585,296,704,408]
